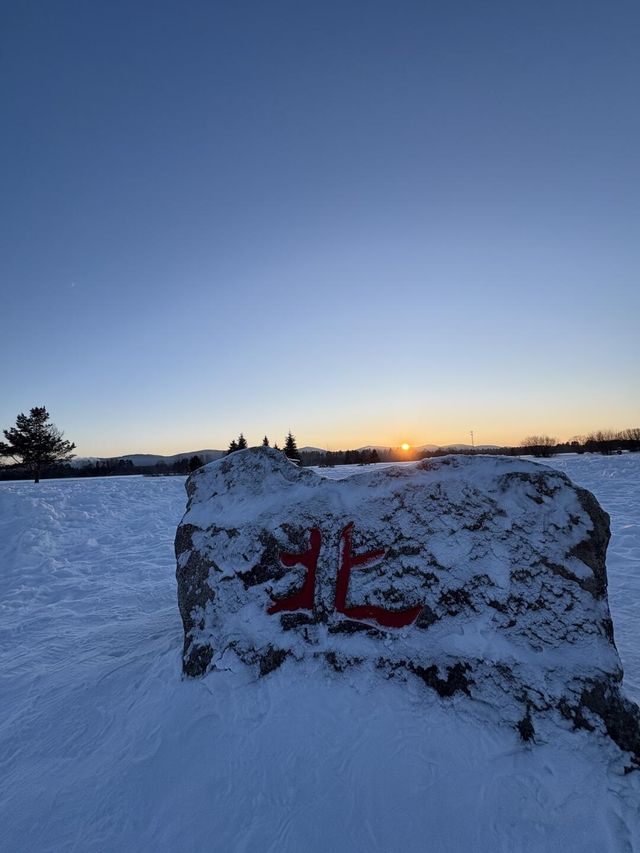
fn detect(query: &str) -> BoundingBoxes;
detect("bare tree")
[585,430,619,454]
[521,435,557,458]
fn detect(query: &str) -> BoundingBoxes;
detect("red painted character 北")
[268,523,421,628]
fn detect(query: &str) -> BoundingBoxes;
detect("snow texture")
[1,455,640,851]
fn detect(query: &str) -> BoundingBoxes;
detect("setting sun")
[401,443,411,451]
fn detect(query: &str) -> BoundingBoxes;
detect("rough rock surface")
[175,447,640,767]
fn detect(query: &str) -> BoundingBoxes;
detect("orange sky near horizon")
[83,403,640,458]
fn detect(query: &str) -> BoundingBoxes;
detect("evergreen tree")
[0,406,76,483]
[284,431,299,460]
[237,433,248,450]
[227,439,238,455]
[188,455,203,472]
[262,436,269,447]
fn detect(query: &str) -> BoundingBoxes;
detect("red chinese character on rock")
[268,523,422,629]
[335,523,422,628]
[268,527,321,614]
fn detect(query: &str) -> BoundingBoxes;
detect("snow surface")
[1,455,639,852]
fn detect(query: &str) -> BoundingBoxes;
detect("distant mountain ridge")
[357,444,439,453]
[71,449,226,468]
[73,442,499,467]
[356,443,499,453]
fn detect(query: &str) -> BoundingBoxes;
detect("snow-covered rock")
[175,447,640,767]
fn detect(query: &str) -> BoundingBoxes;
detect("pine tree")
[262,436,269,447]
[0,406,76,483]
[188,455,203,472]
[284,431,299,460]
[227,439,238,455]
[237,433,248,450]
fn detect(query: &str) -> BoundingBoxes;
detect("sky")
[1,0,639,456]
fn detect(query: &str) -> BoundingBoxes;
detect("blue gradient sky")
[2,1,638,456]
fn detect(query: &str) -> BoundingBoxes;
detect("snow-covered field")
[1,455,639,852]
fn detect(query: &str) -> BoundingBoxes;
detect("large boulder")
[175,447,640,767]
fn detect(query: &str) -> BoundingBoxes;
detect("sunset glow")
[401,443,411,451]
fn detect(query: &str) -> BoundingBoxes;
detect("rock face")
[175,447,640,767]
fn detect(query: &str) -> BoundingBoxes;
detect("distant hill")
[356,444,440,453]
[71,442,501,469]
[121,450,226,467]
[441,443,500,451]
[359,443,501,452]
[72,449,225,468]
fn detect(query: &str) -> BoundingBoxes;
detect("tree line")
[1,406,639,483]
[0,453,210,482]
[519,429,640,458]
